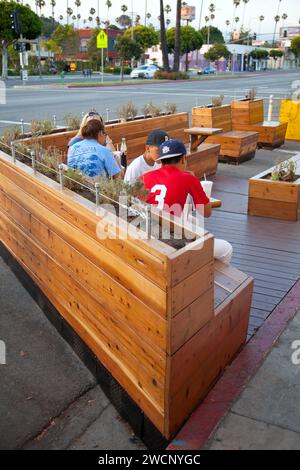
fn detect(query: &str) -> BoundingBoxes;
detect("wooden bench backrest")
[20,113,190,162]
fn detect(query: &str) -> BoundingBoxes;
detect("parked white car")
[130,65,159,79]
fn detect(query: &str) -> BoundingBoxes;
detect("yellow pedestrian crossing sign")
[97,30,108,49]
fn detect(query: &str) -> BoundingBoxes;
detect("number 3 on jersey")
[151,184,167,210]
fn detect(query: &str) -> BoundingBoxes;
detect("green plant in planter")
[62,167,90,192]
[0,127,22,151]
[147,101,162,117]
[93,176,149,208]
[245,88,257,101]
[31,119,54,136]
[118,101,138,121]
[211,95,224,107]
[64,113,81,130]
[165,102,178,114]
[141,103,151,117]
[271,160,297,182]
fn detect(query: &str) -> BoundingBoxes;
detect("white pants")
[214,239,233,265]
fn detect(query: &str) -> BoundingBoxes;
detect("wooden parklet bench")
[20,113,221,179]
[192,104,259,164]
[231,98,288,149]
[0,150,253,442]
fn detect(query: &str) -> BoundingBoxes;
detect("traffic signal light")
[253,32,257,41]
[10,9,22,36]
[14,43,30,52]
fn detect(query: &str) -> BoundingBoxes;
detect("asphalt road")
[0,70,299,133]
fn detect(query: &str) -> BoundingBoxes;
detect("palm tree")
[74,0,81,28]
[282,13,288,27]
[165,4,171,21]
[96,16,101,27]
[106,0,112,18]
[225,20,230,43]
[59,15,64,22]
[232,0,241,34]
[135,15,141,26]
[159,0,170,71]
[35,0,46,16]
[272,0,282,45]
[273,15,281,46]
[146,12,151,26]
[173,0,181,72]
[121,4,128,14]
[50,0,56,23]
[90,7,96,27]
[67,7,73,24]
[258,15,264,40]
[207,4,216,45]
[241,0,249,29]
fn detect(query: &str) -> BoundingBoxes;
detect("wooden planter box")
[192,105,259,164]
[231,99,264,126]
[192,104,232,132]
[232,99,288,148]
[19,113,220,179]
[248,155,300,221]
[0,150,253,441]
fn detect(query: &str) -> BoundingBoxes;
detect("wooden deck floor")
[207,175,300,340]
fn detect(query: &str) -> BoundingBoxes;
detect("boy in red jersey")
[141,139,233,264]
[141,139,212,218]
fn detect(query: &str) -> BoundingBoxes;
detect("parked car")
[203,66,217,75]
[130,65,159,79]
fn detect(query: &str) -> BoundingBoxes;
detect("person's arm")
[189,175,211,218]
[124,160,139,184]
[204,202,212,218]
[105,134,116,152]
[103,148,122,179]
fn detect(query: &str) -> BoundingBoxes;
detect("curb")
[67,75,251,89]
[168,278,300,450]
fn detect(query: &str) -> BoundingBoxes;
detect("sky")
[23,0,300,39]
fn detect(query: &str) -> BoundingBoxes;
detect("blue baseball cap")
[157,139,187,161]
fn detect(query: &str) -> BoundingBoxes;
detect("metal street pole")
[131,0,134,69]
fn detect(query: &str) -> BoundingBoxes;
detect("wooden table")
[184,127,223,151]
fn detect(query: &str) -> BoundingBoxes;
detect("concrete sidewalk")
[206,308,300,450]
[0,256,145,450]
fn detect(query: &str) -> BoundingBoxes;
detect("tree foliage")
[0,1,42,43]
[204,43,231,62]
[269,49,284,60]
[40,16,60,39]
[49,24,80,55]
[199,26,224,44]
[115,35,142,62]
[166,26,203,56]
[249,49,269,60]
[291,36,300,58]
[124,26,159,52]
[0,1,42,78]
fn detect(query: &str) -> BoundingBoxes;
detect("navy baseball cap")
[157,139,187,161]
[146,129,169,147]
